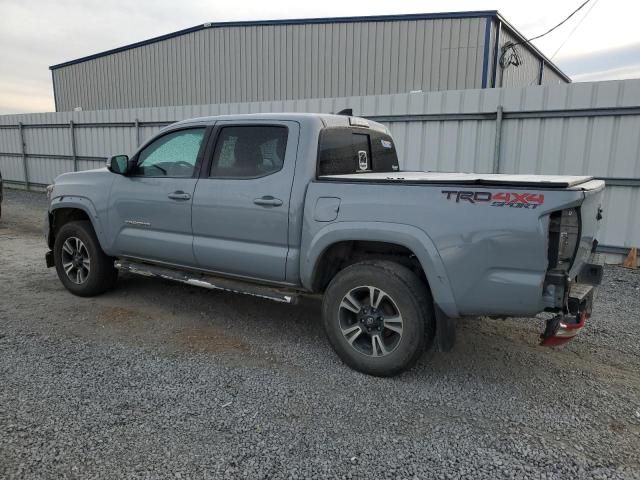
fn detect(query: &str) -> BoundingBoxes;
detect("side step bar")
[114,260,301,304]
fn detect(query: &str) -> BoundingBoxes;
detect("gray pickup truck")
[45,113,605,376]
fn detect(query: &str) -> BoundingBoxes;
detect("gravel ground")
[1,188,639,479]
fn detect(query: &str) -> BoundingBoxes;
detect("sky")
[0,0,638,114]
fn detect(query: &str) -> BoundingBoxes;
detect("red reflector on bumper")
[540,311,587,347]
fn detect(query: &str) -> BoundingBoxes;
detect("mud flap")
[435,305,456,352]
[45,250,54,268]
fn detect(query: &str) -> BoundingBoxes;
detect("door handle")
[168,191,191,200]
[253,196,283,207]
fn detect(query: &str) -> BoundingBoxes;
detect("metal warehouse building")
[50,11,569,112]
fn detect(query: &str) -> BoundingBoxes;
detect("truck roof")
[171,112,390,133]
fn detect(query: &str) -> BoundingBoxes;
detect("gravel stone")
[0,188,639,479]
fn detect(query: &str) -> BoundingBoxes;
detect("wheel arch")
[48,198,107,251]
[302,222,459,318]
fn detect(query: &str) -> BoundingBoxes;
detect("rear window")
[317,128,399,176]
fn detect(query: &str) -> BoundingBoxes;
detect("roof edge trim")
[494,13,572,83]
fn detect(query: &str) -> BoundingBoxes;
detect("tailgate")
[570,180,605,278]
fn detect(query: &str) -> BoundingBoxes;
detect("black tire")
[53,220,117,297]
[322,260,435,377]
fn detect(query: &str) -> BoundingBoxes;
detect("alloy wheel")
[338,286,403,357]
[61,236,91,284]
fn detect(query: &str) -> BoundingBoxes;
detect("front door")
[108,126,208,266]
[191,121,299,282]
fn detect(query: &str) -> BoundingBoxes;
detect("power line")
[551,0,601,59]
[509,0,594,49]
[499,0,595,74]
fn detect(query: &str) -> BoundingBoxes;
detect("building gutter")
[491,19,502,88]
[481,16,493,89]
[50,70,59,112]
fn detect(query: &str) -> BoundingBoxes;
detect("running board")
[114,260,300,304]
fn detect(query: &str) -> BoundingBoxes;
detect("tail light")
[547,208,580,271]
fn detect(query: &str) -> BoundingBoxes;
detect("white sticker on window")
[358,150,369,171]
[381,139,393,149]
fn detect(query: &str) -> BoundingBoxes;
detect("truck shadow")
[97,273,555,379]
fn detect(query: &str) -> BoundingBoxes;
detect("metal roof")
[48,10,569,82]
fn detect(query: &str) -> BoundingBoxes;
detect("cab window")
[209,126,288,178]
[132,128,206,177]
[317,128,399,176]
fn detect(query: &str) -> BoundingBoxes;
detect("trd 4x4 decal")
[442,191,545,209]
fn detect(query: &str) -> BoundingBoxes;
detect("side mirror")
[106,154,130,174]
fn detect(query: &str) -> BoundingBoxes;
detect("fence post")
[18,122,29,190]
[135,118,140,147]
[69,120,78,172]
[493,105,503,174]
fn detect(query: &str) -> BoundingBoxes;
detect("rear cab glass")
[317,127,399,176]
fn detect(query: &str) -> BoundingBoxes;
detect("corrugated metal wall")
[52,17,490,111]
[485,19,567,89]
[1,80,638,252]
[496,28,543,88]
[541,65,566,85]
[494,27,567,88]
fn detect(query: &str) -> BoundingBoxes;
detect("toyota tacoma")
[44,113,604,376]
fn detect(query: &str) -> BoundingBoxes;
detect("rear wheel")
[53,220,117,296]
[322,260,434,377]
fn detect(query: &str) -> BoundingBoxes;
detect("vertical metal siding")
[52,18,489,111]
[0,128,21,153]
[1,79,639,251]
[0,155,24,182]
[541,67,567,85]
[495,28,543,88]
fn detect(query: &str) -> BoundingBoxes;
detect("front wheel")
[53,220,117,297]
[322,260,434,377]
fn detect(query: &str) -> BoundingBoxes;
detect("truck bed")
[319,172,595,189]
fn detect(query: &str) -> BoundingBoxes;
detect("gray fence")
[1,79,639,255]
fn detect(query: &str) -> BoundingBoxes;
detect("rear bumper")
[540,257,602,347]
[540,289,592,346]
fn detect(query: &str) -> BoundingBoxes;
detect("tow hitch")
[540,284,593,347]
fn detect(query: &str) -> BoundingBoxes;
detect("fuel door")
[314,197,341,222]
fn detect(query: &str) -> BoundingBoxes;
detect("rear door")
[108,126,208,266]
[191,121,299,282]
